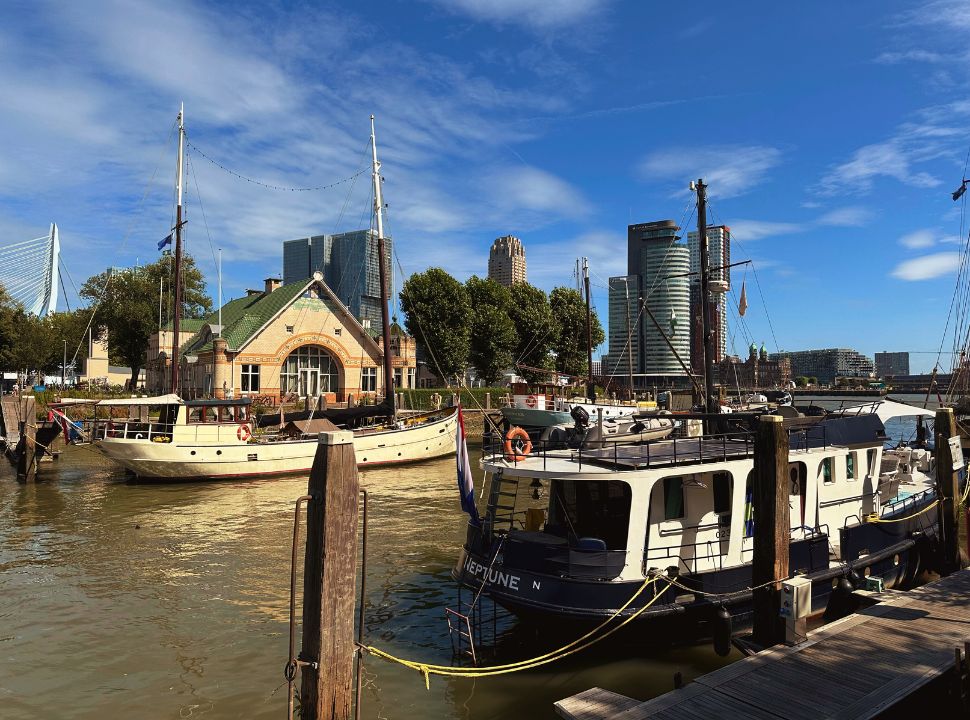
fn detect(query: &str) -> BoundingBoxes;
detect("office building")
[687,225,730,373]
[282,230,392,328]
[768,348,874,385]
[488,235,527,286]
[603,274,640,380]
[875,351,910,378]
[627,220,691,376]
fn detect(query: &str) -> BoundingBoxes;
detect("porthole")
[217,450,222,456]
[893,554,900,566]
[190,451,196,456]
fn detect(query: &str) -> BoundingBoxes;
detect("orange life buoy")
[237,423,252,442]
[525,394,537,408]
[503,426,532,462]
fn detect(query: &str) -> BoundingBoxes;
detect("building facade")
[769,348,874,385]
[146,274,416,403]
[627,220,690,376]
[487,235,527,286]
[603,274,640,379]
[718,344,791,389]
[687,225,730,372]
[282,230,392,328]
[875,351,910,378]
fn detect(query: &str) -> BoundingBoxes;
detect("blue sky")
[3,0,970,373]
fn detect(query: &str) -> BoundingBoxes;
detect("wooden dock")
[555,569,970,720]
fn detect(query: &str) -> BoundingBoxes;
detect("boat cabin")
[99,395,255,444]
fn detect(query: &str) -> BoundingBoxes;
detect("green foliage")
[465,276,517,385]
[399,268,472,381]
[398,386,507,411]
[550,286,604,378]
[81,254,212,388]
[794,376,809,387]
[507,283,555,382]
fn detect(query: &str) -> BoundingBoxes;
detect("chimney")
[264,277,282,294]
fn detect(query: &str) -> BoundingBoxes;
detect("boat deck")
[555,569,970,720]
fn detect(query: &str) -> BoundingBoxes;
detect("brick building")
[147,273,416,402]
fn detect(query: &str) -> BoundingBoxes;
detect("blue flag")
[456,406,479,525]
[158,233,173,250]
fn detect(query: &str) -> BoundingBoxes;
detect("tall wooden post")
[934,408,969,572]
[299,430,360,720]
[16,396,37,483]
[752,414,789,647]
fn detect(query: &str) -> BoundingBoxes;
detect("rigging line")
[70,118,178,368]
[0,235,50,252]
[185,151,220,273]
[185,139,368,192]
[937,205,970,398]
[58,269,71,313]
[59,256,82,307]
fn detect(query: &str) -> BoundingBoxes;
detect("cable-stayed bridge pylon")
[0,223,60,316]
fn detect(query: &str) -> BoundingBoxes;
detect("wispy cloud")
[424,0,608,30]
[874,50,944,64]
[639,145,783,199]
[891,251,961,280]
[483,165,591,220]
[816,206,874,227]
[679,18,714,39]
[899,0,970,31]
[899,229,937,249]
[723,220,803,241]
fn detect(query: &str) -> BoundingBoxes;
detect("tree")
[400,268,471,381]
[506,283,555,383]
[550,286,604,378]
[81,254,212,388]
[794,376,809,388]
[464,276,517,385]
[0,284,18,370]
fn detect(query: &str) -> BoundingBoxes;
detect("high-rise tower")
[487,235,527,286]
[687,225,730,373]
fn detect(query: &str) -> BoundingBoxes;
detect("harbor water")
[0,394,939,718]
[0,441,734,719]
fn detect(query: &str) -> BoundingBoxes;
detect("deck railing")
[102,421,176,441]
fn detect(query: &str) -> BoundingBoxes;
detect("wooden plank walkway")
[556,569,970,720]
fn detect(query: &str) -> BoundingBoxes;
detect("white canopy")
[840,399,934,424]
[97,394,183,406]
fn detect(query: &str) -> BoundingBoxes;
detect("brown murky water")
[0,437,738,719]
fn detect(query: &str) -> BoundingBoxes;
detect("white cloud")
[426,0,607,29]
[874,50,944,64]
[901,0,970,30]
[484,165,591,219]
[891,252,961,280]
[639,145,783,199]
[819,138,942,194]
[723,220,803,241]
[899,229,937,249]
[816,206,873,227]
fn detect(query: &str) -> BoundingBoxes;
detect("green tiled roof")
[162,318,206,333]
[181,281,310,354]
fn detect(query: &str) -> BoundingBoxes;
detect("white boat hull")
[96,409,459,480]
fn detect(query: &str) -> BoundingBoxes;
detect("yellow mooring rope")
[360,575,673,688]
[866,499,939,524]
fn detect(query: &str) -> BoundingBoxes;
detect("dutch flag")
[456,405,480,525]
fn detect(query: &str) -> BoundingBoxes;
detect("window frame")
[241,364,260,392]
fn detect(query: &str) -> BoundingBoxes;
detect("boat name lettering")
[463,557,520,591]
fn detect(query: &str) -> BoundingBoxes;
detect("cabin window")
[744,471,755,537]
[713,472,732,527]
[662,477,685,521]
[867,448,878,477]
[361,367,377,392]
[820,457,834,485]
[547,479,631,549]
[846,452,856,481]
[241,364,260,392]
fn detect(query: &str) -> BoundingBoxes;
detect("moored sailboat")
[94,109,458,480]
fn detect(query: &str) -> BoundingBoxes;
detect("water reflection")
[0,425,740,719]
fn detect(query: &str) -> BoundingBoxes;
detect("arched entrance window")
[280,345,340,396]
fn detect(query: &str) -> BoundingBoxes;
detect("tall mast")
[170,103,185,396]
[371,115,395,418]
[624,277,634,397]
[695,178,717,415]
[583,257,594,400]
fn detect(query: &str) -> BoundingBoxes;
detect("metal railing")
[102,421,175,441]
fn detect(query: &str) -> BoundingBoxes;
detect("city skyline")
[1,1,968,373]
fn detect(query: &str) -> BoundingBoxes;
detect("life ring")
[237,424,252,442]
[525,394,538,409]
[503,426,532,462]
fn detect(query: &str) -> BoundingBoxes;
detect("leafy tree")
[81,254,212,388]
[794,376,808,388]
[464,276,517,384]
[400,268,471,381]
[550,286,604,378]
[0,284,18,370]
[506,283,555,383]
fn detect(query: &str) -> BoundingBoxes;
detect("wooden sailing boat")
[94,109,458,480]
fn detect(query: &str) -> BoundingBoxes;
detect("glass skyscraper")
[282,230,392,327]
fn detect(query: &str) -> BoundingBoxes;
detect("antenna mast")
[170,103,185,396]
